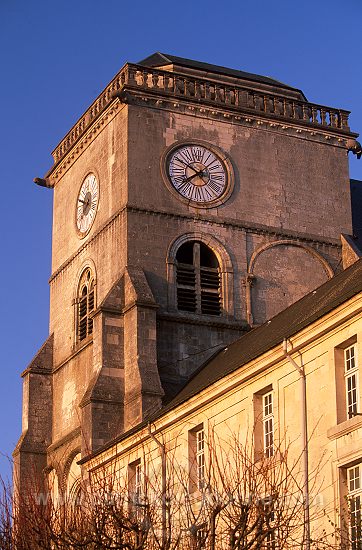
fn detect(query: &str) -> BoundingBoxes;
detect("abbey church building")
[14,53,361,496]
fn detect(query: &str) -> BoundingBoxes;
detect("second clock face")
[76,173,99,235]
[167,144,228,205]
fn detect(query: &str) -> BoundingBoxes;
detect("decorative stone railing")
[52,63,352,164]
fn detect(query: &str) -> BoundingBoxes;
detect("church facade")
[14,53,361,525]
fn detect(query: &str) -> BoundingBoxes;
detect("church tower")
[14,53,359,494]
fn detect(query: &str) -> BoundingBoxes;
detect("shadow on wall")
[251,244,331,325]
[350,179,362,244]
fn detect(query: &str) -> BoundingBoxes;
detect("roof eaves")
[81,259,362,463]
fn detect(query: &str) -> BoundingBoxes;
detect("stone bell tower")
[14,52,359,494]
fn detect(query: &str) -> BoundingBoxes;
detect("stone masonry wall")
[127,105,352,240]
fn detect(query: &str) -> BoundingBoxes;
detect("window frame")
[347,463,362,550]
[189,424,206,493]
[76,268,95,343]
[253,386,275,461]
[260,495,277,550]
[263,391,274,459]
[334,335,361,424]
[167,233,234,318]
[344,344,359,419]
[195,525,207,549]
[195,427,205,491]
[128,459,143,514]
[176,241,221,316]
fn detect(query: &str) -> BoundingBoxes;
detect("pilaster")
[123,266,164,430]
[80,279,124,454]
[13,335,53,495]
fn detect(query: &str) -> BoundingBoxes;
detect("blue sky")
[0,0,361,482]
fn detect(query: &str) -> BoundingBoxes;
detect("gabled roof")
[168,258,362,408]
[138,52,307,100]
[82,258,362,464]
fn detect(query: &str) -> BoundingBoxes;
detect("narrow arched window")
[176,241,221,315]
[77,268,95,342]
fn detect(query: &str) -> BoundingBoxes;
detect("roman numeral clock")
[76,173,99,236]
[162,142,234,207]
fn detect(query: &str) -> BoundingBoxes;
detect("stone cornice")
[123,86,356,143]
[47,100,123,184]
[327,415,362,440]
[47,427,81,454]
[122,301,159,315]
[49,94,356,187]
[45,63,357,181]
[157,311,248,330]
[52,338,93,374]
[126,205,342,249]
[49,204,341,284]
[49,206,125,283]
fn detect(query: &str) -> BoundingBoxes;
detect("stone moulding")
[49,205,341,284]
[49,100,122,183]
[245,240,335,326]
[157,311,248,331]
[248,239,334,279]
[327,415,362,440]
[126,205,342,250]
[47,427,81,454]
[49,207,124,284]
[50,63,357,171]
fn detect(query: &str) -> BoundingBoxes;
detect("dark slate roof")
[167,258,362,409]
[138,52,306,99]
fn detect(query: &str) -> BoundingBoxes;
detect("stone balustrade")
[52,63,352,163]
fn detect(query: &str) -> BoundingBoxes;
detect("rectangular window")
[196,428,205,490]
[128,459,142,512]
[345,345,359,419]
[189,424,205,493]
[263,496,276,550]
[263,392,274,458]
[335,338,358,423]
[252,495,277,549]
[264,532,276,550]
[196,526,206,549]
[134,462,142,503]
[253,386,274,461]
[348,463,362,549]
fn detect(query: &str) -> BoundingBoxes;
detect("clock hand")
[174,157,201,175]
[183,169,205,184]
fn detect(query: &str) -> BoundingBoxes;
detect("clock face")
[76,173,99,235]
[167,144,228,205]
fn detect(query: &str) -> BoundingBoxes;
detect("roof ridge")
[136,52,306,100]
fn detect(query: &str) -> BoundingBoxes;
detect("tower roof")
[138,52,307,100]
[47,52,354,180]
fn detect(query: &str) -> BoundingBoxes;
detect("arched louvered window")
[77,268,95,342]
[176,241,221,316]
